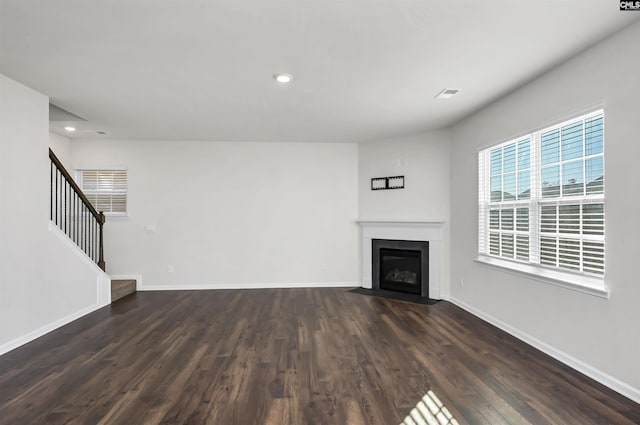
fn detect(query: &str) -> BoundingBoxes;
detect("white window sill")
[104,213,130,221]
[475,255,609,299]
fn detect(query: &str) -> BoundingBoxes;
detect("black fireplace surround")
[372,239,429,297]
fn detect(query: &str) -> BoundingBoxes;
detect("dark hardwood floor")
[0,288,638,425]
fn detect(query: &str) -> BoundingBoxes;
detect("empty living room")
[1,1,640,424]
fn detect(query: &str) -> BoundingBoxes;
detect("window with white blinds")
[478,110,604,281]
[76,169,127,215]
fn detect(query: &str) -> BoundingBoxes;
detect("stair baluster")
[49,148,106,271]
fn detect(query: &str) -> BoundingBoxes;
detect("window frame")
[477,110,607,298]
[75,168,128,217]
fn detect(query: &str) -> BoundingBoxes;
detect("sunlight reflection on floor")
[399,390,460,425]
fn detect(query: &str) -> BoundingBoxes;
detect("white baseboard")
[447,296,640,404]
[139,281,359,291]
[0,302,104,356]
[0,223,112,356]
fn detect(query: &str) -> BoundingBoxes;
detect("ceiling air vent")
[434,88,459,99]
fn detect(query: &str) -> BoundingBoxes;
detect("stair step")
[111,279,136,303]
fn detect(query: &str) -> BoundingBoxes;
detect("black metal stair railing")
[49,148,105,271]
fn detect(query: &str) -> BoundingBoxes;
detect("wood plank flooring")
[0,288,638,425]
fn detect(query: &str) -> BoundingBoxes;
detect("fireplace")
[359,220,443,299]
[372,239,429,297]
[379,248,422,294]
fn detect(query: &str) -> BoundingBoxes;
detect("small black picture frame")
[371,177,387,190]
[387,176,404,189]
[371,176,404,190]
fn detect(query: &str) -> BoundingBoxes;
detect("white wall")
[449,22,640,400]
[359,130,450,221]
[49,132,72,166]
[70,139,359,289]
[0,74,110,354]
[358,130,451,295]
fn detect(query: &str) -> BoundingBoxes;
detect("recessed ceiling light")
[64,126,76,132]
[273,73,293,83]
[434,88,459,99]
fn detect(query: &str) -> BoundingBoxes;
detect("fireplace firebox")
[372,239,429,297]
[379,248,421,294]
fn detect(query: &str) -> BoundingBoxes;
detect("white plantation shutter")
[478,110,604,279]
[479,136,533,259]
[77,169,127,215]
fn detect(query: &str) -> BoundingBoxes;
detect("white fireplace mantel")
[358,220,444,299]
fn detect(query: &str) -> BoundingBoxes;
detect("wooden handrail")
[49,148,106,271]
[49,149,102,221]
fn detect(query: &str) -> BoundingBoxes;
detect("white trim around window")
[75,168,128,216]
[475,255,608,298]
[478,110,607,297]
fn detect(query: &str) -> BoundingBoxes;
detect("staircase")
[50,148,105,271]
[50,148,135,305]
[111,279,136,303]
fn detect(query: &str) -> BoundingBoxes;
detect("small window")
[76,169,127,215]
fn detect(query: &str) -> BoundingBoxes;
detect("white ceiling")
[1,0,637,142]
